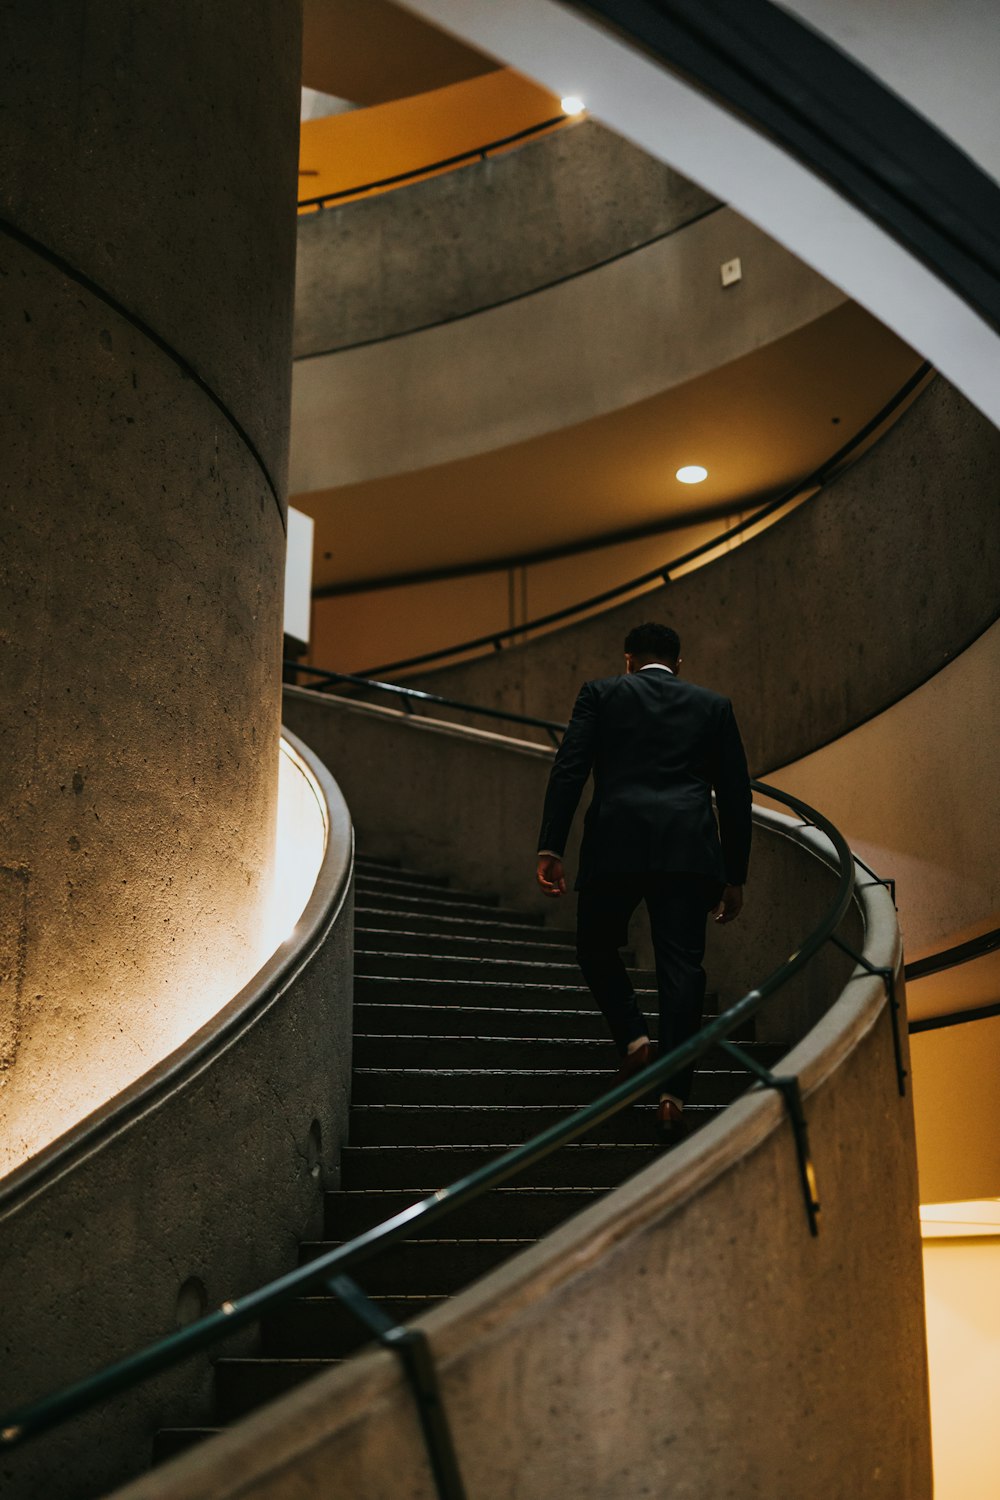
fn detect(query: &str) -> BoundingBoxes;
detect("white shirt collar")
[639,662,675,674]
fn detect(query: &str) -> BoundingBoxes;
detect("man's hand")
[712,883,744,924]
[536,854,567,897]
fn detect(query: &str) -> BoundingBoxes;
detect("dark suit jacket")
[537,669,752,889]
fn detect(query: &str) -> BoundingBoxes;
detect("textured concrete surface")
[0,0,301,498]
[290,207,845,492]
[0,1,301,1169]
[294,119,719,355]
[0,735,353,1500]
[410,377,1000,774]
[108,828,930,1500]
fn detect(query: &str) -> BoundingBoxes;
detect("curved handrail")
[0,734,867,1451]
[299,113,568,211]
[351,361,932,679]
[285,664,567,742]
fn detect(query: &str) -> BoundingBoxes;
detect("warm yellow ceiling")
[293,301,923,593]
[302,0,497,105]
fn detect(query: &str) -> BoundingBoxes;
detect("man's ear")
[624,653,636,674]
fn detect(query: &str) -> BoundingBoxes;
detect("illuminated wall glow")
[263,737,330,956]
[0,737,329,1178]
[922,1231,1000,1499]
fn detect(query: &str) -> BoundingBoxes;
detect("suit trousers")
[575,872,722,1104]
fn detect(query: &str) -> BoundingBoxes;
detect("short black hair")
[624,622,681,664]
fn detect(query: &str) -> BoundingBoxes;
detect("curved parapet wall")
[290,205,844,493]
[407,376,1000,773]
[294,118,719,355]
[0,0,299,1171]
[116,707,930,1499]
[0,731,354,1500]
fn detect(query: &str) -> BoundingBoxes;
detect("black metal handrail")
[0,717,903,1481]
[299,114,568,211]
[354,361,932,679]
[285,664,567,744]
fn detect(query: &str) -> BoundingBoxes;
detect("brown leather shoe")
[655,1098,688,1144]
[613,1041,657,1087]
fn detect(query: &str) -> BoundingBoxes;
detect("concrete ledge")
[111,822,930,1499]
[0,732,355,1500]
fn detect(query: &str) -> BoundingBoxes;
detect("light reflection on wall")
[0,737,330,1179]
[922,1223,1000,1500]
[263,737,329,955]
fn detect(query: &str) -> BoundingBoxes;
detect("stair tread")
[156,854,785,1450]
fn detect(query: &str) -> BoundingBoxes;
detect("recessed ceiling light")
[676,465,708,484]
[560,95,585,116]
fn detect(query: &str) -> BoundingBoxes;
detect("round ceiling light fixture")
[560,95,585,116]
[676,465,708,484]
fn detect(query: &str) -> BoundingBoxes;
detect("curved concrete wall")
[766,616,1000,984]
[109,800,930,1500]
[290,206,844,492]
[0,1,300,1170]
[400,0,999,430]
[0,732,354,1500]
[294,119,718,355]
[408,377,1000,774]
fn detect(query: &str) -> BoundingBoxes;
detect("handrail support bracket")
[328,1274,467,1500]
[828,934,907,1096]
[720,1041,821,1237]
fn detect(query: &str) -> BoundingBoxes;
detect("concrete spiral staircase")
[153,853,783,1460]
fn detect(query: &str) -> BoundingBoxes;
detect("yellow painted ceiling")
[302,0,497,105]
[293,301,923,592]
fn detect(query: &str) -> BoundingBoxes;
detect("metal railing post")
[329,1275,467,1500]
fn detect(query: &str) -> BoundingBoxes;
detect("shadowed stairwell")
[153,851,773,1460]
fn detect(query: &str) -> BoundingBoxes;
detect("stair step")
[356,926,595,962]
[350,1067,752,1108]
[354,1031,784,1070]
[348,1102,724,1147]
[261,1295,445,1358]
[299,1237,530,1294]
[325,1187,605,1241]
[355,990,755,1038]
[355,975,658,1010]
[354,892,541,924]
[152,1429,221,1465]
[214,1359,342,1423]
[355,875,498,908]
[355,952,656,986]
[353,907,559,941]
[355,1001,610,1039]
[341,1138,706,1190]
[355,858,446,887]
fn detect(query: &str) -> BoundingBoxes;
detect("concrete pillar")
[0,0,302,1171]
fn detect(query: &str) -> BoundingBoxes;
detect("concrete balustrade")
[113,695,928,1500]
[290,207,844,493]
[406,377,1000,776]
[294,119,719,356]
